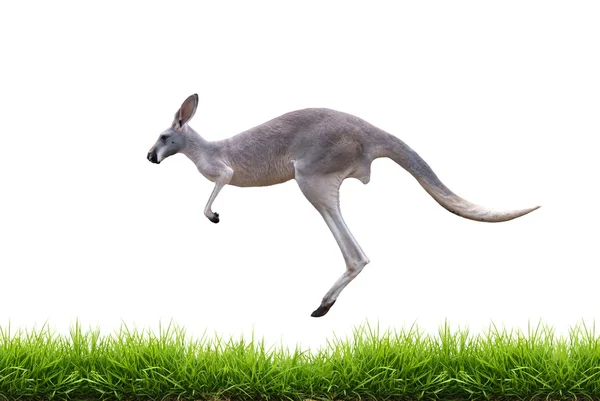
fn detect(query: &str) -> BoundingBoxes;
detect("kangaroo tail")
[380,134,540,222]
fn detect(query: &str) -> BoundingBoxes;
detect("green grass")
[1,321,600,401]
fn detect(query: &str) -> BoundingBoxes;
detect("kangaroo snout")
[147,151,159,164]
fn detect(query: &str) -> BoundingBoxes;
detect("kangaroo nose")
[147,151,159,164]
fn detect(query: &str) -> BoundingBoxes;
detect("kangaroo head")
[147,94,198,164]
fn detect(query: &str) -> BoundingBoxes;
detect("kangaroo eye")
[160,135,169,143]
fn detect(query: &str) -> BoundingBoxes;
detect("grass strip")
[1,321,599,400]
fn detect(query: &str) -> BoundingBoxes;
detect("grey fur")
[147,94,540,317]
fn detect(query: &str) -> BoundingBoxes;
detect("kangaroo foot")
[311,300,336,317]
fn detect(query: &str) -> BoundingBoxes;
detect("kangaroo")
[147,94,539,317]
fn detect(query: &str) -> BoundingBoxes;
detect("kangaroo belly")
[229,158,295,187]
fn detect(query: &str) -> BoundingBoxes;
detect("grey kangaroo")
[147,94,539,317]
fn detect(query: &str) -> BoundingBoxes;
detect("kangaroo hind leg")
[294,164,370,317]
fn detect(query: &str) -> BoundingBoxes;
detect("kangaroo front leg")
[203,167,233,224]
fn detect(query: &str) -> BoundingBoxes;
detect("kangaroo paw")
[208,212,220,224]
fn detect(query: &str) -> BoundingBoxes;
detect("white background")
[1,1,598,349]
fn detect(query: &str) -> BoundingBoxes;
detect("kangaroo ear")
[175,94,198,128]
